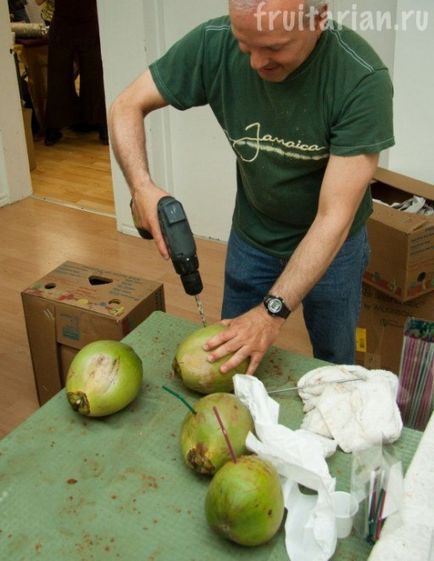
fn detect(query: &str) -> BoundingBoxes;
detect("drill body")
[132,196,203,296]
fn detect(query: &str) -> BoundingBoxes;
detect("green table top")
[0,312,422,561]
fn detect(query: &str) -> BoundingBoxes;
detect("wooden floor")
[0,137,311,439]
[31,128,115,215]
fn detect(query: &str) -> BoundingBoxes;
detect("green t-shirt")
[150,16,394,257]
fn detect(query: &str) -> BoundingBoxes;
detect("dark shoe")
[44,128,62,146]
[98,125,109,145]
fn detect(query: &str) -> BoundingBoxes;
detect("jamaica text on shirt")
[225,122,329,163]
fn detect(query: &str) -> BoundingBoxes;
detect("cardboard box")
[22,261,165,405]
[364,167,434,302]
[356,284,433,375]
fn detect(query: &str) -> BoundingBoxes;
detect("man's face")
[230,0,326,83]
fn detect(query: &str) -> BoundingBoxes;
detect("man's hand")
[203,306,285,375]
[131,184,172,260]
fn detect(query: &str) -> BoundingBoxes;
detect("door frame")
[0,1,32,207]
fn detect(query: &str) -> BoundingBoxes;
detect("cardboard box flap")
[22,261,162,320]
[374,167,434,200]
[372,202,430,233]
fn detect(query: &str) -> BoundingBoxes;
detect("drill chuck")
[180,270,203,296]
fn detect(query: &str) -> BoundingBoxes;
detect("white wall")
[97,0,153,235]
[0,1,32,207]
[388,0,434,183]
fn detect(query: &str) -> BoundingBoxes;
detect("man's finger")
[219,347,251,374]
[206,341,232,363]
[246,354,262,375]
[203,329,232,352]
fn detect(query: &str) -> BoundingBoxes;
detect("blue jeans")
[222,227,370,364]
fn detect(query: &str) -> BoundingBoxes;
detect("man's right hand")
[131,183,171,260]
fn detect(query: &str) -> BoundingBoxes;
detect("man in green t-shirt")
[108,0,394,374]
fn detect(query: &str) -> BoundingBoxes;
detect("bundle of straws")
[365,467,387,544]
[397,317,434,431]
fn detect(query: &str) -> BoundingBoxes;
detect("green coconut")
[181,393,254,475]
[65,340,143,417]
[205,455,285,546]
[173,323,250,394]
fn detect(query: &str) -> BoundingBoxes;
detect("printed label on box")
[59,314,80,342]
[356,327,367,353]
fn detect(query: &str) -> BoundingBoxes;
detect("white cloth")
[234,375,338,561]
[298,365,403,453]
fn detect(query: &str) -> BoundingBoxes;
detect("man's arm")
[108,69,171,258]
[204,152,379,374]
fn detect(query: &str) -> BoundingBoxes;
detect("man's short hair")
[230,0,327,11]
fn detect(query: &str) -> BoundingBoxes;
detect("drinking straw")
[410,340,433,428]
[404,336,421,421]
[398,335,416,420]
[366,468,387,544]
[398,319,434,430]
[407,339,427,427]
[366,470,376,539]
[367,468,380,542]
[420,363,434,427]
[213,406,237,464]
[374,488,386,541]
[267,376,363,394]
[409,341,431,428]
[415,345,434,429]
[162,385,197,415]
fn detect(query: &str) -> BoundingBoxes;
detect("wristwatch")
[263,294,291,319]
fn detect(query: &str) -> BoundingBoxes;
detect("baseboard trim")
[31,194,115,218]
[0,194,10,208]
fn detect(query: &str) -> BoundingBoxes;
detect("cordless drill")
[131,196,203,296]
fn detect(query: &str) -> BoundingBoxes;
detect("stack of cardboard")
[356,168,434,374]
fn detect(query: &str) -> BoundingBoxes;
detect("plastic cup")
[331,491,359,539]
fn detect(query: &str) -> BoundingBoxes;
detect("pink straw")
[213,406,237,464]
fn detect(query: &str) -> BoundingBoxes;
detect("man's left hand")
[203,306,285,375]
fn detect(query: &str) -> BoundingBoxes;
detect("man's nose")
[249,49,270,70]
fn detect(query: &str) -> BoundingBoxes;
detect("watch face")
[268,298,283,314]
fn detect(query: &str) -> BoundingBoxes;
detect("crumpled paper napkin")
[298,365,403,453]
[233,374,338,561]
[373,195,433,215]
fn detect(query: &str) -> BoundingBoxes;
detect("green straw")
[162,385,197,415]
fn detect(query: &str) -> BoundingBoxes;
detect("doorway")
[15,2,115,216]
